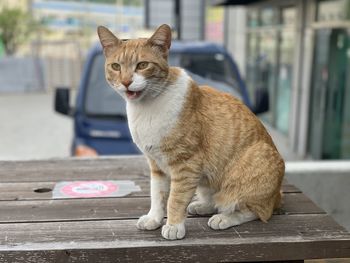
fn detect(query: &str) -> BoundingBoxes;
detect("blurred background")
[0,0,350,230]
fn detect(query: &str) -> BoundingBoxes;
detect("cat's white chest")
[127,106,170,170]
[126,69,190,173]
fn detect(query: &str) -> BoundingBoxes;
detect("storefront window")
[317,0,350,22]
[246,6,295,135]
[246,30,278,125]
[247,10,259,28]
[259,31,278,125]
[282,7,296,26]
[261,7,278,26]
[246,33,260,100]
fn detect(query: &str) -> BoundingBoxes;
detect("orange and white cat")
[97,24,285,240]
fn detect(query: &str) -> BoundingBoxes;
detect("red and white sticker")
[60,181,118,198]
[52,180,140,199]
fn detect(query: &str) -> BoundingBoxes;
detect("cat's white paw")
[136,215,162,230]
[161,222,186,240]
[188,201,216,215]
[208,214,239,230]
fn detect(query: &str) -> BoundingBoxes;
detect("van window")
[169,52,240,93]
[85,53,126,117]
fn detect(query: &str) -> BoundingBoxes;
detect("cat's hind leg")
[208,207,257,230]
[188,185,217,216]
[208,141,284,230]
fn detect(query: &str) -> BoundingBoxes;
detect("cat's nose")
[122,80,133,88]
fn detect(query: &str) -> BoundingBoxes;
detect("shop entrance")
[309,28,350,159]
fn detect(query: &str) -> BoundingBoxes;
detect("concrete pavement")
[0,92,72,160]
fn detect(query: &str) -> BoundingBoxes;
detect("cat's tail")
[245,190,283,223]
[274,190,283,210]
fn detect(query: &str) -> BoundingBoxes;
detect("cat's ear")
[97,26,120,56]
[147,24,172,57]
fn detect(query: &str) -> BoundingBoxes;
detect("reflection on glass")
[342,37,350,158]
[282,7,296,26]
[309,28,350,159]
[258,31,278,124]
[246,7,295,134]
[276,29,294,134]
[323,29,350,158]
[261,7,278,26]
[246,33,259,100]
[274,7,296,134]
[247,10,259,28]
[308,29,330,159]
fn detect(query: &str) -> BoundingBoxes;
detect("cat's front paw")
[161,222,186,240]
[136,215,162,230]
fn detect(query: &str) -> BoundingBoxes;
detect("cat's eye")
[136,62,149,70]
[111,63,121,71]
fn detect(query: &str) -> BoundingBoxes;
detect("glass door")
[309,29,331,159]
[323,29,349,158]
[309,28,350,159]
[275,7,296,134]
[342,31,350,158]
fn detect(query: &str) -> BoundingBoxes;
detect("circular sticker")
[60,181,118,198]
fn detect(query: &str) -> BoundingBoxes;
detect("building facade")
[145,0,206,41]
[32,0,144,36]
[221,0,350,160]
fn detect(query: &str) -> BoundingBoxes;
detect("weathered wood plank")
[276,193,324,215]
[0,180,299,201]
[281,183,301,193]
[0,193,324,223]
[0,156,149,183]
[0,243,347,263]
[1,215,349,262]
[0,157,300,193]
[0,177,150,201]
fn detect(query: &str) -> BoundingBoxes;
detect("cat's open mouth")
[126,90,143,100]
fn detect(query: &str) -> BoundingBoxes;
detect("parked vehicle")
[55,41,268,156]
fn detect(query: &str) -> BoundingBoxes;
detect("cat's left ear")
[97,26,120,57]
[147,24,172,58]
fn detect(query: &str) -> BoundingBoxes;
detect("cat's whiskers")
[147,85,167,98]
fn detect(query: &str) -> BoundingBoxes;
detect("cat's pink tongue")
[126,90,142,99]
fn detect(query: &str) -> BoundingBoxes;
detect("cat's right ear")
[147,24,172,58]
[97,26,120,56]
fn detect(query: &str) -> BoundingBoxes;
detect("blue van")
[55,41,268,157]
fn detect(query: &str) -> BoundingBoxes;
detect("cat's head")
[97,24,172,101]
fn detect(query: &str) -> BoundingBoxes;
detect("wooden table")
[1,156,350,262]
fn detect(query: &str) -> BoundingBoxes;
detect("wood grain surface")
[0,156,349,263]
